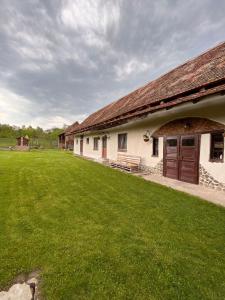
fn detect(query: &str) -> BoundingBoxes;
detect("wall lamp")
[143,130,153,142]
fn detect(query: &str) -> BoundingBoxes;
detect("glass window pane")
[153,137,159,156]
[182,137,195,147]
[211,133,224,161]
[166,139,177,147]
[93,137,98,150]
[118,133,127,150]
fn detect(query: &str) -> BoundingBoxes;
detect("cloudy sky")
[0,0,225,129]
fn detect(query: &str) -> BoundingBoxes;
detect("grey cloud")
[0,0,225,128]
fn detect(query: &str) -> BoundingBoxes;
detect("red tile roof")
[59,121,79,136]
[74,42,225,133]
[65,121,80,135]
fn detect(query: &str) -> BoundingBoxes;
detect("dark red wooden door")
[164,135,199,184]
[163,136,179,180]
[102,136,107,159]
[80,139,83,156]
[179,135,199,184]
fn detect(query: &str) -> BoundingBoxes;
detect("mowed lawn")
[0,151,225,300]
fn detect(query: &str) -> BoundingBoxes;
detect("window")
[118,133,127,151]
[182,137,195,147]
[152,137,159,156]
[166,138,177,147]
[93,137,99,150]
[210,133,224,162]
[86,137,89,144]
[76,139,78,145]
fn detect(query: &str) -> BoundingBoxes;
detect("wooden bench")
[110,154,141,172]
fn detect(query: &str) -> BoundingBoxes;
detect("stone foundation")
[199,165,225,192]
[140,161,225,192]
[140,159,163,175]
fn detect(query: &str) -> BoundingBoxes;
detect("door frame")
[163,134,200,184]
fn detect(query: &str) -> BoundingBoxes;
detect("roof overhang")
[73,78,225,134]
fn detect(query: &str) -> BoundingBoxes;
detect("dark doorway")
[163,135,200,184]
[102,136,107,159]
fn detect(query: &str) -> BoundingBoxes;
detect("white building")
[73,42,225,191]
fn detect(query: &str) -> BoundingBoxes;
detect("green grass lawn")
[0,150,225,299]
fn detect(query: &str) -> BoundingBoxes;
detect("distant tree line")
[0,124,65,139]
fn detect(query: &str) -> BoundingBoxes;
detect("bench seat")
[110,154,141,172]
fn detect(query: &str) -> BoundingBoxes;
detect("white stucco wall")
[200,134,225,183]
[74,136,103,160]
[106,127,163,166]
[74,127,163,166]
[74,94,225,184]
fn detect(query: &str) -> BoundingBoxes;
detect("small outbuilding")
[58,132,65,149]
[16,135,30,151]
[58,122,79,150]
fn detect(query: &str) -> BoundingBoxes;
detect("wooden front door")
[102,136,107,159]
[80,139,83,156]
[164,135,199,184]
[179,135,200,184]
[164,136,179,180]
